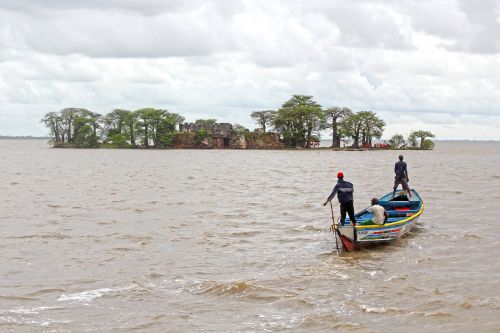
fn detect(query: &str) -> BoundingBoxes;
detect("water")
[1,140,499,332]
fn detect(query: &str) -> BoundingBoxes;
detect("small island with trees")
[40,95,435,150]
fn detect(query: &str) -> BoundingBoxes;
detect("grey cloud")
[3,56,102,82]
[319,3,414,50]
[398,0,470,40]
[9,11,226,58]
[398,0,500,54]
[454,0,500,53]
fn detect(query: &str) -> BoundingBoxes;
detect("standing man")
[323,171,356,226]
[393,155,411,198]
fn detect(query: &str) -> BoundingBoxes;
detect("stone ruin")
[179,122,233,137]
[178,122,236,148]
[175,122,283,149]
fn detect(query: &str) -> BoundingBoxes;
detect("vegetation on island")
[40,95,435,150]
[249,95,387,149]
[388,130,435,150]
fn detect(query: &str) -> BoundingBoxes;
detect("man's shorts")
[394,178,410,192]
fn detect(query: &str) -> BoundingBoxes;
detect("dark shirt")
[395,161,407,180]
[327,179,354,204]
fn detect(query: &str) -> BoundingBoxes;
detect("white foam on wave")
[58,288,114,302]
[0,307,70,327]
[57,283,142,303]
[0,316,17,324]
[0,306,55,315]
[360,304,388,313]
[331,271,349,280]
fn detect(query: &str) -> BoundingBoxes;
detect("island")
[40,95,435,150]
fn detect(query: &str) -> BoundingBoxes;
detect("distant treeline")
[40,95,435,149]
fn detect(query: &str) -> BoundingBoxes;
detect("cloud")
[0,0,499,139]
[1,7,227,58]
[397,0,500,54]
[454,0,500,54]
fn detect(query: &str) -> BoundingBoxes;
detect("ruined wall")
[244,132,283,149]
[179,122,234,137]
[172,132,198,149]
[173,126,283,149]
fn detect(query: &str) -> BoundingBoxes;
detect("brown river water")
[1,140,499,332]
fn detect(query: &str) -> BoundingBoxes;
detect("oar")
[329,201,340,253]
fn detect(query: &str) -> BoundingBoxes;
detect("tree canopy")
[271,95,326,148]
[324,107,352,148]
[250,110,275,132]
[409,130,435,149]
[388,134,406,149]
[339,111,385,148]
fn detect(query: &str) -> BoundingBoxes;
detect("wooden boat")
[332,189,424,251]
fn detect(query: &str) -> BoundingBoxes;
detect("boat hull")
[337,216,419,251]
[332,189,424,251]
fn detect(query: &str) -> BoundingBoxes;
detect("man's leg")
[346,201,357,241]
[402,179,412,198]
[393,180,400,198]
[346,201,356,226]
[340,203,347,226]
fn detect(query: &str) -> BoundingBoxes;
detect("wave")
[197,281,264,295]
[0,306,57,316]
[0,295,36,301]
[230,231,262,237]
[8,233,71,240]
[298,313,362,330]
[359,304,402,314]
[58,288,114,303]
[479,297,500,309]
[57,283,151,303]
[295,225,329,232]
[463,232,482,239]
[46,204,62,208]
[190,280,288,301]
[112,247,137,252]
[423,311,455,318]
[25,288,65,297]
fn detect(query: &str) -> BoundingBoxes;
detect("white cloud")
[0,0,499,139]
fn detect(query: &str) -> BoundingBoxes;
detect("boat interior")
[344,189,422,226]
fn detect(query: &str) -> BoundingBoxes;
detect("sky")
[0,0,499,140]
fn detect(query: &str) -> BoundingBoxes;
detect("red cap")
[337,171,344,179]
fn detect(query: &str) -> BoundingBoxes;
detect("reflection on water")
[1,140,499,332]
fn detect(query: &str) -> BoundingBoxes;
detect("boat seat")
[379,201,419,207]
[387,209,419,217]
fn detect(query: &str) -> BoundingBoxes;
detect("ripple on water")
[57,283,152,304]
[8,233,71,240]
[229,231,262,237]
[25,288,65,297]
[462,232,482,239]
[188,280,294,302]
[294,224,329,232]
[0,295,37,301]
[359,303,403,314]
